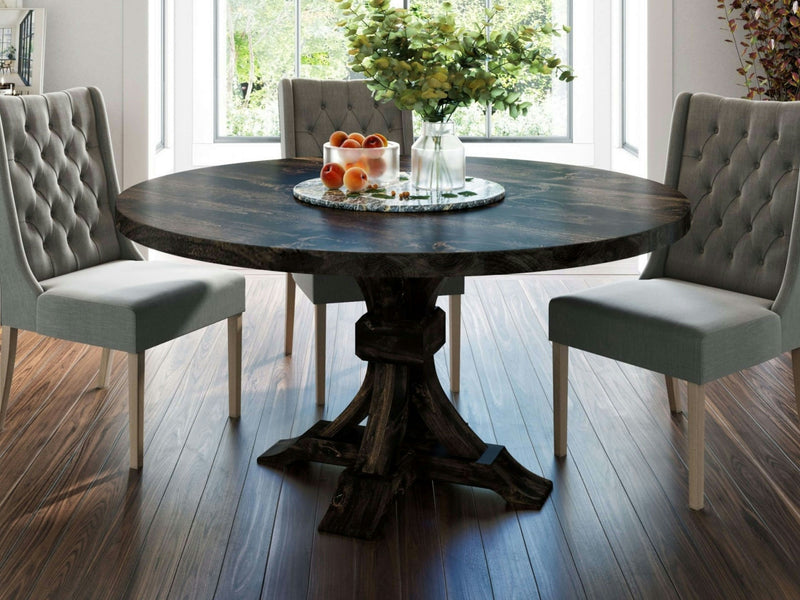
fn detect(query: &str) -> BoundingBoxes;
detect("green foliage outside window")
[221,0,570,139]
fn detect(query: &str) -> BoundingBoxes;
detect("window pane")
[621,0,641,153]
[299,0,349,80]
[489,0,570,138]
[220,0,296,137]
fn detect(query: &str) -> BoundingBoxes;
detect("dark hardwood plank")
[458,283,549,600]
[165,280,283,600]
[494,277,633,599]
[307,302,362,600]
[470,278,589,600]
[212,293,317,600]
[0,342,101,552]
[0,352,129,598]
[0,338,92,459]
[27,325,218,600]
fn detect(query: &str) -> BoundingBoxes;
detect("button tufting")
[747,224,753,232]
[698,247,705,254]
[697,153,703,160]
[774,133,780,140]
[728,252,734,259]
[742,131,748,138]
[717,219,723,227]
[714,126,719,134]
[779,230,785,237]
[759,258,765,265]
[320,103,326,109]
[347,104,353,110]
[724,158,730,165]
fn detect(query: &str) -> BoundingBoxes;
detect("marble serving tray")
[293,174,505,213]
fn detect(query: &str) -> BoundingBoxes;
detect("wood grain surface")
[116,157,690,277]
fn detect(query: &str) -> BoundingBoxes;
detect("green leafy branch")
[335,0,575,122]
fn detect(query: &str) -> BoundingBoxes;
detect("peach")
[362,134,385,150]
[320,162,345,189]
[340,138,362,149]
[345,159,368,171]
[329,131,349,147]
[347,132,366,145]
[366,157,386,177]
[373,133,388,146]
[343,166,369,192]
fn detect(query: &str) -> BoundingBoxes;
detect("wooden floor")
[1,273,800,599]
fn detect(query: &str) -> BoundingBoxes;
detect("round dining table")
[116,156,691,539]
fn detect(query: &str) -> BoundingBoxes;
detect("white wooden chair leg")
[791,348,800,417]
[665,375,680,413]
[95,348,114,389]
[688,382,706,510]
[553,342,568,457]
[1,326,18,430]
[449,294,461,393]
[128,352,145,470]
[315,304,326,406]
[228,314,242,419]
[284,273,296,356]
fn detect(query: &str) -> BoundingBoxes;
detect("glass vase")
[411,121,465,195]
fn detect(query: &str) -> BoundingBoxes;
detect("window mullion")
[295,0,301,77]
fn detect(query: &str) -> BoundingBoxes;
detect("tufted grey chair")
[0,87,246,469]
[279,78,464,405]
[549,92,800,510]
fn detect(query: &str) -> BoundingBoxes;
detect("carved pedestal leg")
[259,277,552,538]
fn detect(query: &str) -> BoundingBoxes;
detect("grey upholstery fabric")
[550,92,800,383]
[549,279,780,383]
[0,87,246,352]
[279,78,413,158]
[0,89,123,281]
[661,94,800,300]
[37,261,245,353]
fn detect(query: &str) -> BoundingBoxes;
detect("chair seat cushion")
[549,278,781,383]
[37,260,246,353]
[292,273,464,304]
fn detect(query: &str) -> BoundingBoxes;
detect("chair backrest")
[649,93,800,302]
[278,78,413,158]
[0,87,137,330]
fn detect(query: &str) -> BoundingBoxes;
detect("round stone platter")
[293,173,505,213]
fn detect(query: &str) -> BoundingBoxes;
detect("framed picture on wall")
[0,8,45,95]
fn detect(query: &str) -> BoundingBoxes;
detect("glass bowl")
[323,140,400,185]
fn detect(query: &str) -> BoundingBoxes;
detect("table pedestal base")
[258,277,552,539]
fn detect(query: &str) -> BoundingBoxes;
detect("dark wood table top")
[116,157,691,278]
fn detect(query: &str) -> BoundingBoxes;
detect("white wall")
[673,0,742,99]
[34,0,148,189]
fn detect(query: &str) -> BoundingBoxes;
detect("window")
[215,0,571,142]
[17,10,33,87]
[0,28,12,58]
[620,0,640,155]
